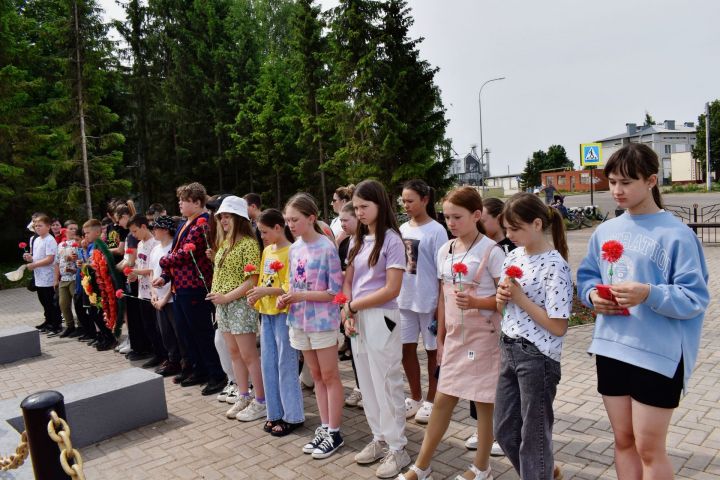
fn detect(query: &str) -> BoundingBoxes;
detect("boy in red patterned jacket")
[153,182,227,395]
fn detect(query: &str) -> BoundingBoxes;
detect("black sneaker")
[46,325,62,336]
[302,427,328,454]
[68,328,84,338]
[201,376,228,396]
[35,322,49,330]
[311,430,343,459]
[126,351,153,361]
[180,373,208,387]
[59,327,76,338]
[141,356,165,369]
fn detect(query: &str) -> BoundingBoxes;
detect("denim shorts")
[596,354,683,409]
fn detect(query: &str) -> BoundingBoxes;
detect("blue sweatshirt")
[577,211,709,390]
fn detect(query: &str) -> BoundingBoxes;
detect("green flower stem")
[189,250,209,293]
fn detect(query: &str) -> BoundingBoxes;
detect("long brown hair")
[348,180,400,267]
[604,143,663,209]
[442,187,486,235]
[285,193,324,236]
[503,192,568,260]
[217,213,255,269]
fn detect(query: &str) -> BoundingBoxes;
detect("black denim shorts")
[596,354,683,409]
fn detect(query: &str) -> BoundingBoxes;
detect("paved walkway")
[1,229,718,479]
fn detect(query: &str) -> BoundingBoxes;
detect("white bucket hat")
[216,195,249,220]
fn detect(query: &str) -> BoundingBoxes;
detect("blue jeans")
[260,313,304,424]
[494,336,561,480]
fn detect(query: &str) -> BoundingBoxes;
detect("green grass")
[662,182,720,193]
[0,261,33,290]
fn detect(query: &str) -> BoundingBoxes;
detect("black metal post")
[693,203,699,234]
[20,391,71,479]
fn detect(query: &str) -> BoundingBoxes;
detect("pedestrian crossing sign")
[580,143,602,167]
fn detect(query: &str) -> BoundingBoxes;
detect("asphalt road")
[560,190,720,221]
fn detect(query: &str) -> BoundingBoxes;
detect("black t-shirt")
[107,224,129,263]
[497,237,517,254]
[338,237,351,272]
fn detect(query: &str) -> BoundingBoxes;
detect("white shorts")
[399,309,437,350]
[289,327,338,351]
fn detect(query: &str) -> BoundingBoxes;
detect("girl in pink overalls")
[399,186,504,480]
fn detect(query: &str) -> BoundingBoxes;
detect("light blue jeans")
[260,313,304,424]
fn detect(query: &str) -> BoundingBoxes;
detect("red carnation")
[601,240,624,263]
[333,293,348,305]
[196,217,207,226]
[125,248,136,255]
[269,260,284,272]
[115,289,124,299]
[505,266,524,279]
[182,243,196,253]
[244,264,257,273]
[18,242,28,249]
[452,263,468,276]
[122,266,133,276]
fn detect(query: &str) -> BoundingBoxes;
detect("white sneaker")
[216,381,235,402]
[404,398,422,419]
[375,448,411,478]
[300,363,314,389]
[465,433,478,450]
[225,395,252,419]
[114,336,129,352]
[118,339,131,355]
[354,440,387,464]
[236,399,267,422]
[345,388,362,407]
[414,401,433,424]
[490,441,504,457]
[225,384,240,404]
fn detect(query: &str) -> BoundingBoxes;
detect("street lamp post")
[478,76,506,179]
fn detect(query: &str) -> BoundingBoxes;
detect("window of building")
[580,173,590,184]
[664,144,672,154]
[558,176,566,185]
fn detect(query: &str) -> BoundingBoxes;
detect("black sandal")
[263,420,278,433]
[270,420,305,437]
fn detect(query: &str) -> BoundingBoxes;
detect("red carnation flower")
[601,240,624,263]
[125,248,136,254]
[333,293,348,305]
[115,289,124,299]
[505,266,524,279]
[196,218,207,226]
[269,260,284,272]
[18,242,27,249]
[452,263,468,276]
[182,243,196,253]
[244,264,257,273]
[122,266,133,276]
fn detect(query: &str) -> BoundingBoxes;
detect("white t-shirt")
[149,241,173,303]
[398,220,448,313]
[330,217,343,238]
[32,235,58,287]
[137,237,159,299]
[499,247,573,361]
[437,235,505,299]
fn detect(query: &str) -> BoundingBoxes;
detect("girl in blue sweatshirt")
[577,143,709,480]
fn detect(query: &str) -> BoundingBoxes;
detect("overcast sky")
[100,0,720,176]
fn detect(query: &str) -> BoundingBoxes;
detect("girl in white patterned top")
[495,192,572,480]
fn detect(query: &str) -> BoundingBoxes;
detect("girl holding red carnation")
[399,187,505,480]
[495,192,572,480]
[246,208,305,437]
[577,144,709,480]
[205,196,265,422]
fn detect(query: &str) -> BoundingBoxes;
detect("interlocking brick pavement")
[1,228,718,479]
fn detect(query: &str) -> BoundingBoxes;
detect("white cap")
[216,195,249,220]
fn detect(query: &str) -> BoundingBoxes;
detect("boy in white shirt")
[148,215,183,376]
[24,214,62,333]
[128,214,166,369]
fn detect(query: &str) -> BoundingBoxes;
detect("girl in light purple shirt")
[342,180,410,478]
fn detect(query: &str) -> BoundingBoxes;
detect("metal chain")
[0,431,29,471]
[47,410,86,480]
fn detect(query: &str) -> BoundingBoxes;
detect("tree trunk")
[74,1,92,219]
[315,99,328,221]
